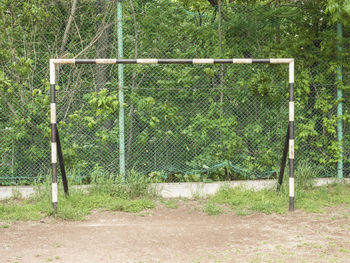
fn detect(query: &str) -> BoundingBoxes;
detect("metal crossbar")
[49,58,295,213]
[50,58,294,64]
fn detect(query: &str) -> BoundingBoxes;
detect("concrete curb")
[0,178,349,200]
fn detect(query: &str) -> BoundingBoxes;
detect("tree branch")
[0,91,18,119]
[60,0,78,56]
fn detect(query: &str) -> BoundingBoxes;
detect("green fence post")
[337,22,343,179]
[117,0,126,178]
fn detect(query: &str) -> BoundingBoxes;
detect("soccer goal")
[49,58,295,212]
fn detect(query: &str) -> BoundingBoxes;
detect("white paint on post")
[232,58,252,64]
[270,58,293,64]
[137,59,158,64]
[289,139,294,159]
[289,60,294,84]
[50,61,55,85]
[52,183,58,203]
[193,59,214,64]
[289,102,294,122]
[289,178,294,197]
[51,59,75,64]
[95,59,116,64]
[51,142,57,164]
[50,103,56,123]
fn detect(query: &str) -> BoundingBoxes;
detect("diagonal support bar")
[56,126,69,197]
[277,123,290,191]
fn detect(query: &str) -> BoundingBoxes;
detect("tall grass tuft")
[89,168,155,199]
[279,160,320,195]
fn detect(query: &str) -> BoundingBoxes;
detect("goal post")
[49,58,295,213]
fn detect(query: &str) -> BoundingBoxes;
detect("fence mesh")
[0,0,349,184]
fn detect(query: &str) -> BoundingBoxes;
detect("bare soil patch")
[1,200,350,263]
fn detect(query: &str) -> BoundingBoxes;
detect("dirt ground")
[1,200,350,263]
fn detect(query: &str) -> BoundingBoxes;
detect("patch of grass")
[235,208,250,216]
[53,189,155,220]
[207,183,350,215]
[163,200,178,209]
[209,186,287,215]
[108,199,155,213]
[0,170,156,221]
[0,200,45,221]
[1,224,10,228]
[297,183,350,212]
[204,202,223,215]
[207,162,350,215]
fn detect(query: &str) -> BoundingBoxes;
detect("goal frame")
[49,58,295,212]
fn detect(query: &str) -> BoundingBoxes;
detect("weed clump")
[204,203,223,215]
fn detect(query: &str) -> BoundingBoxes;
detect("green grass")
[208,186,287,215]
[297,183,350,212]
[1,166,350,220]
[0,170,156,221]
[0,199,45,221]
[206,183,350,215]
[204,161,350,215]
[204,202,223,215]
[0,190,155,221]
[163,199,178,209]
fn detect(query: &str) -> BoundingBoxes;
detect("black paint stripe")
[75,59,96,64]
[53,202,57,213]
[289,121,294,139]
[289,197,294,211]
[51,123,57,142]
[117,59,136,64]
[50,84,55,103]
[289,83,294,101]
[158,59,193,64]
[52,163,57,182]
[252,59,270,63]
[289,159,294,178]
[53,58,292,65]
[214,59,233,64]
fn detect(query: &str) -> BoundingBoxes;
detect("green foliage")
[1,0,349,184]
[86,88,119,116]
[326,0,350,24]
[183,101,242,167]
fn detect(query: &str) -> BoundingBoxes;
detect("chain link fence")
[0,0,349,184]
